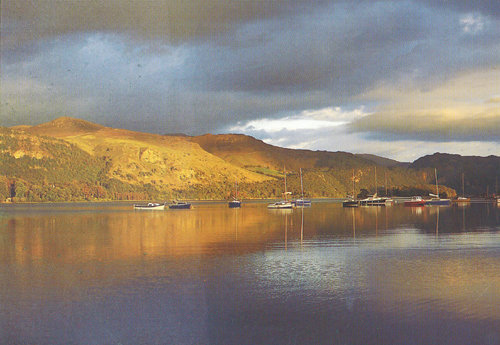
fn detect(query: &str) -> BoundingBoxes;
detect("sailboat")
[228,181,242,208]
[358,167,390,206]
[453,173,470,203]
[268,167,294,209]
[425,168,451,206]
[293,168,311,207]
[343,169,359,207]
[496,175,500,204]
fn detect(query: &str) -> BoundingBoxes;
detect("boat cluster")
[347,195,450,208]
[267,198,312,209]
[133,200,192,210]
[342,194,394,207]
[342,168,477,207]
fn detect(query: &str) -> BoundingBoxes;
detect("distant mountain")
[410,153,500,197]
[189,133,435,198]
[12,117,500,202]
[356,154,410,168]
[190,133,376,173]
[18,116,106,138]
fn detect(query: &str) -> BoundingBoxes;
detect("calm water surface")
[1,201,500,345]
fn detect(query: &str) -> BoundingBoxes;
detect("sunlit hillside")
[10,117,500,202]
[13,118,272,194]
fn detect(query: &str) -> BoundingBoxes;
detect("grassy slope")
[191,134,436,198]
[14,117,500,200]
[14,118,272,193]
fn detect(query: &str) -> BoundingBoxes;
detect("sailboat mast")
[300,168,304,197]
[435,168,439,197]
[462,173,465,198]
[375,166,377,196]
[385,172,388,196]
[352,169,355,197]
[284,166,287,201]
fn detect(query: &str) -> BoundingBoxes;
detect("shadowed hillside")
[190,133,438,199]
[410,153,500,197]
[191,133,376,173]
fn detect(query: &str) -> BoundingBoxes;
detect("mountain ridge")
[2,117,499,201]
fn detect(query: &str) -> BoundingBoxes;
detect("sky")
[1,0,499,162]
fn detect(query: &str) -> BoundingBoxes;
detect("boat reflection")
[1,201,500,344]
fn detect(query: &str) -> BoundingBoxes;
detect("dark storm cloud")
[417,0,500,17]
[2,0,329,47]
[1,0,499,160]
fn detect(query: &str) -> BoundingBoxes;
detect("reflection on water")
[0,202,499,344]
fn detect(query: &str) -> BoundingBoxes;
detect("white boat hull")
[268,201,294,209]
[134,203,166,210]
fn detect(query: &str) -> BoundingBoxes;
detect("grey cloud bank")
[1,0,499,161]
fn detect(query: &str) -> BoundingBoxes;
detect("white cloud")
[227,102,500,162]
[229,106,369,133]
[460,13,486,34]
[301,106,369,122]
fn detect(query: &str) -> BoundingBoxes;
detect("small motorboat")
[292,198,311,207]
[358,194,388,206]
[133,202,166,210]
[268,200,294,209]
[168,201,192,209]
[228,198,242,208]
[424,194,451,206]
[342,199,359,207]
[404,196,426,207]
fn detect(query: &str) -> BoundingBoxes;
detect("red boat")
[404,196,426,207]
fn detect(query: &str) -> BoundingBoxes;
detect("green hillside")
[6,117,500,203]
[0,128,155,202]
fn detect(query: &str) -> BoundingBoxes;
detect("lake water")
[1,201,500,345]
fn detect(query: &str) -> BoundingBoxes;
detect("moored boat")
[168,201,192,209]
[343,170,358,207]
[269,166,295,209]
[228,181,242,208]
[453,196,470,203]
[359,194,388,206]
[268,200,294,209]
[228,199,242,208]
[425,197,452,206]
[453,173,470,203]
[342,199,359,207]
[404,196,426,207]
[358,168,392,206]
[292,168,311,207]
[425,169,451,206]
[133,202,166,210]
[293,198,311,207]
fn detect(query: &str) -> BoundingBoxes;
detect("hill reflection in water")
[0,201,499,344]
